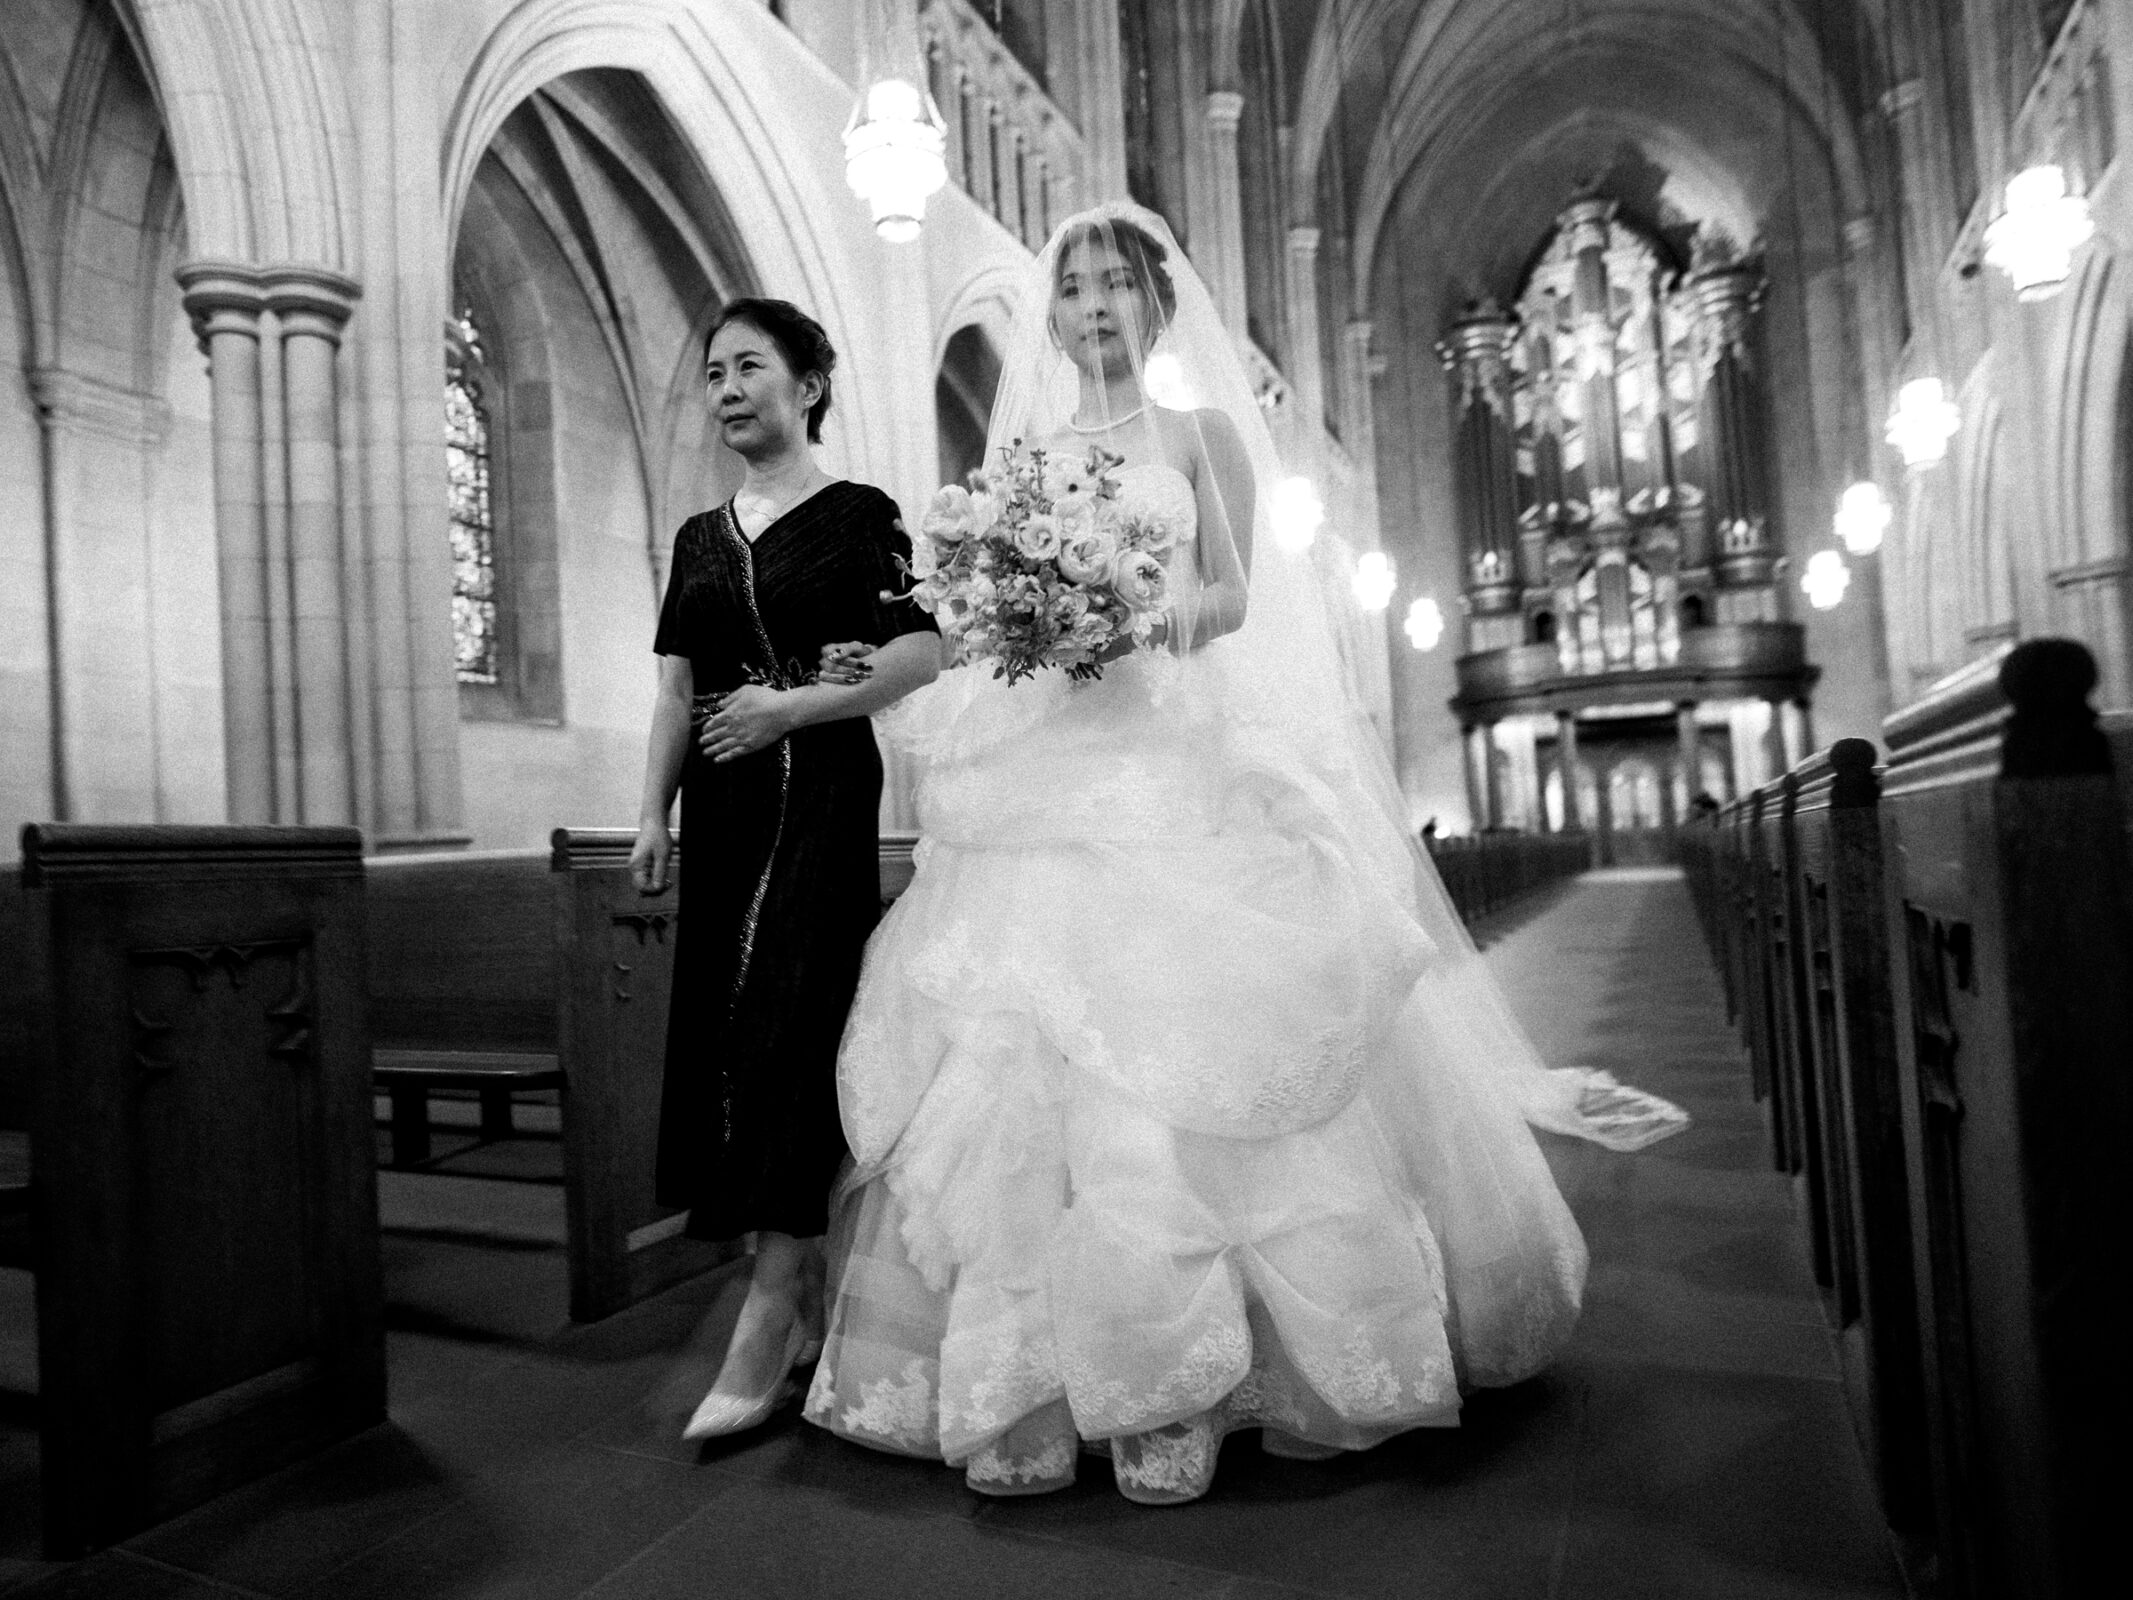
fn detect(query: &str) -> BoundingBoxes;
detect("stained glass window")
[445,309,498,685]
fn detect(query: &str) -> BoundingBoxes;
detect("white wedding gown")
[805,465,1601,1478]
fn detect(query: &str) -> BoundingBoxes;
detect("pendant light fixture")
[844,2,948,242]
[1983,164,2094,301]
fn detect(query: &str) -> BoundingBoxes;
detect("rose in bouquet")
[901,442,1184,684]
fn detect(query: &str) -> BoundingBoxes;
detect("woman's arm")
[630,653,694,892]
[1181,407,1253,649]
[700,629,940,763]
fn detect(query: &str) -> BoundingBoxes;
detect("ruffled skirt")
[803,813,1592,1466]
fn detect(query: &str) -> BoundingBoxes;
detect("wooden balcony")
[1451,621,1818,719]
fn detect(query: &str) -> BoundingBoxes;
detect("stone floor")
[0,868,1908,1599]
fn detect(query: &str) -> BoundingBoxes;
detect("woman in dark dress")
[629,298,940,1440]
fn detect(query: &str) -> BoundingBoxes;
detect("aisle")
[4,869,1906,1600]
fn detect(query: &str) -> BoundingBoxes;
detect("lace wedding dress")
[803,465,1635,1486]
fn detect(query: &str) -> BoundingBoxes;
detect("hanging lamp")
[1983,164,2094,301]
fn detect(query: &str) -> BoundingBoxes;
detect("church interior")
[1,1,2127,1595]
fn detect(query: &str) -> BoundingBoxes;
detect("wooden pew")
[0,863,29,1268]
[1878,640,2132,1599]
[1784,739,1930,1541]
[365,836,723,1322]
[15,823,384,1557]
[365,829,925,1323]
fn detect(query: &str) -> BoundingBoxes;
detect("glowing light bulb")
[1801,549,1851,610]
[1270,476,1324,553]
[1143,351,1197,409]
[1983,164,2094,301]
[1353,551,1396,612]
[1833,481,1891,555]
[843,79,947,242]
[1886,378,1961,469]
[1404,595,1445,650]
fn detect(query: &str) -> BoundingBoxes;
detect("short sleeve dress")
[651,481,936,1242]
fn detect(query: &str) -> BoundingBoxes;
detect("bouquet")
[902,443,1181,684]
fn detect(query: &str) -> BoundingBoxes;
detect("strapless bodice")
[1109,462,1197,545]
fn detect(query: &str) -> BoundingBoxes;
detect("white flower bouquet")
[903,443,1181,685]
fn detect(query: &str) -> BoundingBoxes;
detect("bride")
[801,203,1683,1505]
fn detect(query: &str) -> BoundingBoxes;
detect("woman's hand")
[700,684,793,762]
[630,816,673,894]
[818,641,876,685]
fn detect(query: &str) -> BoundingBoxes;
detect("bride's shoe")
[682,1320,807,1442]
[964,1398,1079,1497]
[1110,1414,1221,1506]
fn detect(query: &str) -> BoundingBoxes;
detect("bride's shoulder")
[1152,405,1248,483]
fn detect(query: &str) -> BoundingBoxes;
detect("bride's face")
[1051,238,1156,382]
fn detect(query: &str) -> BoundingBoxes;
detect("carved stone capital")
[1287,225,1322,259]
[261,265,362,343]
[28,366,173,446]
[176,261,267,351]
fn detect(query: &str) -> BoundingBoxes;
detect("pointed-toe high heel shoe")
[682,1320,807,1442]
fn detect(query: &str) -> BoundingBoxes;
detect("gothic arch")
[122,0,355,267]
[439,0,876,473]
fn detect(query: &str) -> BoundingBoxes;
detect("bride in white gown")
[801,203,1684,1504]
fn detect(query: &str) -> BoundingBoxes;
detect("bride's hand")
[818,641,876,685]
[700,685,793,763]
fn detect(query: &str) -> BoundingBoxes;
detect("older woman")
[630,297,939,1440]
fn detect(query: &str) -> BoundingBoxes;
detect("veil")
[946,201,1684,1152]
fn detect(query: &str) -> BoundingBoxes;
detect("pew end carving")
[15,824,384,1558]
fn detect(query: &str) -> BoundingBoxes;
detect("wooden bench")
[1783,739,1930,1542]
[1425,830,1590,922]
[12,823,384,1557]
[365,829,925,1323]
[1875,639,2132,1598]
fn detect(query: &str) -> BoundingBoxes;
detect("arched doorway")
[936,322,1001,489]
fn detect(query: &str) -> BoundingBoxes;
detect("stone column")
[178,264,276,822]
[265,268,362,825]
[28,368,173,823]
[1676,700,1702,801]
[1339,319,1379,484]
[1438,303,1523,633]
[1283,226,1327,454]
[1480,722,1504,829]
[1202,90,1248,337]
[1555,710,1583,830]
[1460,724,1484,833]
[1763,697,1791,781]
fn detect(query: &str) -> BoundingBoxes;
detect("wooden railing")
[1677,638,2133,1600]
[920,0,1086,250]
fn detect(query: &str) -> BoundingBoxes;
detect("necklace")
[1067,402,1145,433]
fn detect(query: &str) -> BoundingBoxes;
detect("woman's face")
[1050,237,1157,382]
[705,319,818,460]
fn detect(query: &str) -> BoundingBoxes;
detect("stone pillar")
[1339,319,1379,483]
[265,268,362,825]
[1438,303,1523,632]
[1480,721,1504,829]
[179,261,362,828]
[1763,697,1791,781]
[1283,226,1327,456]
[1675,700,1702,803]
[178,264,276,823]
[1202,90,1248,337]
[1555,711,1583,831]
[1068,0,1129,203]
[28,368,173,823]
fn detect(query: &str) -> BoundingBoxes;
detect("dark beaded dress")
[651,481,934,1241]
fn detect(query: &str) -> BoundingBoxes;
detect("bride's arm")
[1178,408,1253,649]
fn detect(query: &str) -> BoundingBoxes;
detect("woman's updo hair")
[1055,216,1178,330]
[703,297,837,444]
